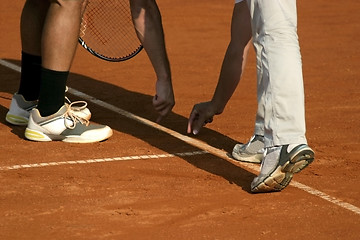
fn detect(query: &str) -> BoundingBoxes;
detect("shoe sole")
[5,113,29,126]
[25,127,113,143]
[232,152,263,164]
[6,111,91,126]
[231,143,264,164]
[251,145,314,193]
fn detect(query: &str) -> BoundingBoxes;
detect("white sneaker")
[251,144,315,193]
[232,135,265,163]
[64,86,91,120]
[6,92,91,126]
[25,103,112,143]
[65,99,91,121]
[6,93,38,126]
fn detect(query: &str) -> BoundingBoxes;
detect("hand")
[187,101,218,135]
[153,80,175,123]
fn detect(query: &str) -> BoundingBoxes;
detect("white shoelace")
[64,101,90,129]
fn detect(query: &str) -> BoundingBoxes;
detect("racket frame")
[78,37,143,62]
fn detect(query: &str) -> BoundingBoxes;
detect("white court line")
[0,59,21,72]
[1,58,360,216]
[0,151,207,171]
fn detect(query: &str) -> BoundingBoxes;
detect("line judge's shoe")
[25,103,112,143]
[5,92,91,126]
[232,135,265,163]
[251,144,314,193]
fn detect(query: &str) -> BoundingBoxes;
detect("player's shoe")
[65,98,91,121]
[5,92,91,126]
[232,135,265,163]
[251,144,314,193]
[64,86,92,120]
[5,93,38,126]
[25,103,112,143]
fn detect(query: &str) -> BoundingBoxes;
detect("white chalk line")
[1,58,360,216]
[0,150,207,171]
[0,59,21,72]
[291,181,360,215]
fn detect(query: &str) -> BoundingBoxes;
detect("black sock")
[18,51,42,101]
[37,68,68,117]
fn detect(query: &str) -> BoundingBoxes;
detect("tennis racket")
[79,0,143,62]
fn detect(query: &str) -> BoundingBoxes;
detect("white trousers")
[247,0,307,147]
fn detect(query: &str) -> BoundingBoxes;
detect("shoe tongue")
[44,105,67,118]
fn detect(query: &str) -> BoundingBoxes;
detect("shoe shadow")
[0,59,255,193]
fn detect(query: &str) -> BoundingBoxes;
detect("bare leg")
[17,0,49,100]
[37,0,84,116]
[21,0,49,55]
[41,0,83,71]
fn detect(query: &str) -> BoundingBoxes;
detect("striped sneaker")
[6,92,91,126]
[232,135,265,163]
[251,144,315,193]
[64,86,91,120]
[25,103,112,143]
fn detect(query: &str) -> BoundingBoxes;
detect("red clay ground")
[0,0,359,239]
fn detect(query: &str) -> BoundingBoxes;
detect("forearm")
[130,0,171,83]
[211,40,250,114]
[211,1,252,114]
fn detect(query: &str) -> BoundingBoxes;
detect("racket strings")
[80,0,142,61]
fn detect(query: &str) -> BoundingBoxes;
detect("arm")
[187,1,252,134]
[130,0,175,123]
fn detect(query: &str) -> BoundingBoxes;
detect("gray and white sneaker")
[6,93,38,126]
[64,86,91,120]
[6,92,91,126]
[25,103,112,143]
[232,135,265,163]
[251,144,314,193]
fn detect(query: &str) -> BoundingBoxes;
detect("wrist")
[210,99,225,115]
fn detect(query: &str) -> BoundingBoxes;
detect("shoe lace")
[241,135,264,152]
[64,86,73,105]
[64,101,90,129]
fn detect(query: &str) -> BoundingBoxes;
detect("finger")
[156,108,171,122]
[153,95,171,111]
[152,94,165,105]
[153,97,173,122]
[187,109,198,134]
[204,117,213,124]
[156,114,163,123]
[152,95,160,106]
[154,102,168,112]
[192,113,210,135]
[154,105,172,123]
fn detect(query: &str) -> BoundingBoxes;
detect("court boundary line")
[0,150,207,171]
[1,58,359,216]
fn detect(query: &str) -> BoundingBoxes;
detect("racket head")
[79,0,143,62]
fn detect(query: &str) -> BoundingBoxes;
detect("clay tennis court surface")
[1,0,359,239]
